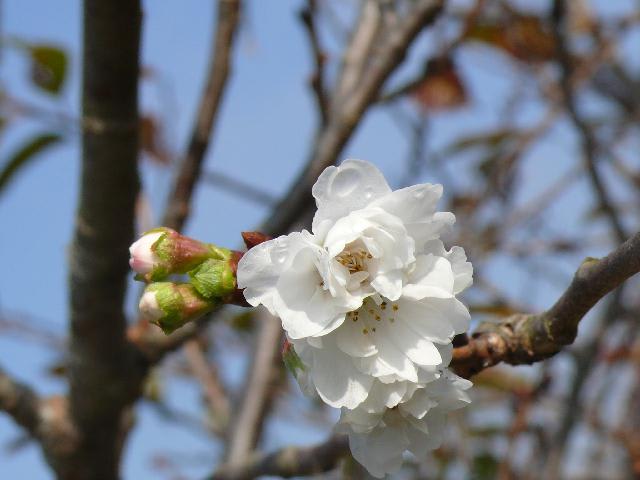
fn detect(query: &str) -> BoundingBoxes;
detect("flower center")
[336,248,372,273]
[348,296,400,335]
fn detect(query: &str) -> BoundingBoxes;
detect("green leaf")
[30,45,68,94]
[0,133,62,197]
[10,39,69,95]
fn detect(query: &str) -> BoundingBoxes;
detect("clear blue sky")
[1,0,638,478]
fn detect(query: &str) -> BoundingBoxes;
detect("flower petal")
[422,239,473,294]
[237,231,316,312]
[311,343,373,409]
[404,254,455,300]
[312,159,391,240]
[347,417,408,478]
[370,183,455,248]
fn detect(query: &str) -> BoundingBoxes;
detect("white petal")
[370,183,454,247]
[404,254,455,300]
[399,389,438,419]
[383,320,443,367]
[312,160,391,240]
[422,240,473,294]
[275,247,345,338]
[237,231,316,312]
[335,317,378,358]
[337,407,382,434]
[370,333,420,382]
[347,419,408,478]
[360,380,408,412]
[311,344,373,409]
[396,297,470,344]
[405,412,447,455]
[370,269,404,301]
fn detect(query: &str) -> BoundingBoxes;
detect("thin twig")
[300,0,329,125]
[551,0,627,243]
[184,341,231,435]
[200,170,278,206]
[224,311,283,465]
[162,0,242,230]
[262,0,445,236]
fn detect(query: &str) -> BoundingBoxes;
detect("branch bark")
[0,367,41,438]
[224,311,283,465]
[211,435,349,480]
[300,0,329,126]
[551,0,627,243]
[261,0,444,236]
[67,1,143,478]
[162,0,241,230]
[452,231,640,377]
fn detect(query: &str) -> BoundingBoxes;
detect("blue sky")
[1,0,638,478]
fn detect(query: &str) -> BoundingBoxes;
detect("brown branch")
[551,0,627,243]
[162,0,242,230]
[201,170,278,206]
[261,0,445,236]
[300,0,329,126]
[224,311,283,465]
[452,231,640,378]
[0,367,41,437]
[66,1,144,478]
[184,340,230,435]
[210,435,349,480]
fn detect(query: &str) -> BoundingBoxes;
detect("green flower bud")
[139,282,219,334]
[189,258,236,300]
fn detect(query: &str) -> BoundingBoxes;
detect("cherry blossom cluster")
[237,160,473,476]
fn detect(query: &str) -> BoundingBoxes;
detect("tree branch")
[551,0,627,243]
[299,0,329,126]
[184,340,230,435]
[261,0,444,236]
[0,367,41,437]
[67,1,143,478]
[162,0,242,230]
[452,231,640,377]
[210,435,349,480]
[224,311,283,465]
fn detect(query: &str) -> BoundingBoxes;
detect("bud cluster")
[130,228,245,334]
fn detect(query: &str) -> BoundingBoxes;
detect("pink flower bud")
[129,232,163,274]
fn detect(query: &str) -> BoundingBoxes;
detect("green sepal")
[189,258,236,299]
[283,343,306,379]
[150,282,185,334]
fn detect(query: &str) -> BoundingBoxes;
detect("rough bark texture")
[66,1,143,478]
[452,231,640,377]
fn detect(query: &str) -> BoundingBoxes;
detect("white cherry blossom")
[237,159,472,409]
[336,370,472,478]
